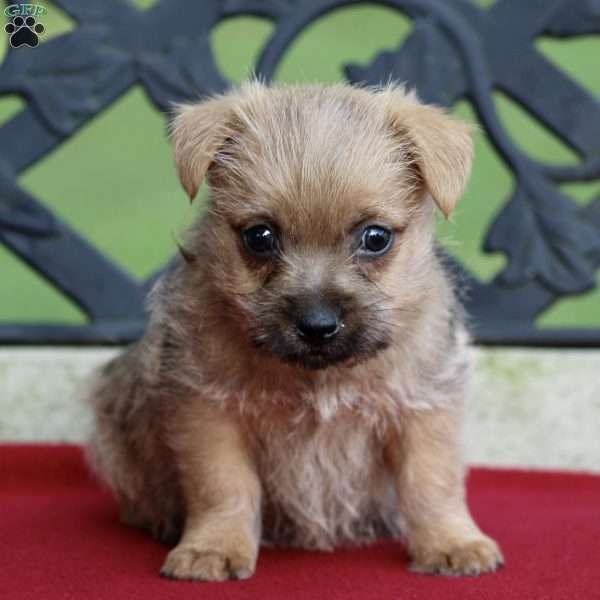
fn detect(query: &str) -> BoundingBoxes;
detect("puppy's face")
[171,83,473,370]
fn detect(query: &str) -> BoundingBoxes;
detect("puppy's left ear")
[379,86,474,218]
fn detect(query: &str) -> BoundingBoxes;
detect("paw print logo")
[5,16,45,48]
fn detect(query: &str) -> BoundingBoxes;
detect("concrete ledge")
[1,347,598,472]
[465,348,600,472]
[0,348,115,443]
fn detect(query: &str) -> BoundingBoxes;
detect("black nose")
[296,305,340,344]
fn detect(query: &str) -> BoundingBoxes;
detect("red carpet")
[2,445,600,600]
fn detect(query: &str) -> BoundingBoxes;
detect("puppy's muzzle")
[295,303,341,345]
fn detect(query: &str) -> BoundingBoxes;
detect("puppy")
[86,81,503,581]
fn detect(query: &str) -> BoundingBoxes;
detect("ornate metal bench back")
[1,0,599,345]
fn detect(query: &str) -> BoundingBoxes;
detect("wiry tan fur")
[86,81,503,581]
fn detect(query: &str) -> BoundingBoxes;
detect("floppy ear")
[379,86,474,218]
[171,96,231,200]
[170,95,236,200]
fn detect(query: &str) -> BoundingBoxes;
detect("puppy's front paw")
[161,544,256,581]
[411,535,504,577]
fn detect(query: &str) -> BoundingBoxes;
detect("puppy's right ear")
[170,95,235,201]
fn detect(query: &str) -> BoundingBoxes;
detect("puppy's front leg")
[161,405,261,581]
[387,403,503,576]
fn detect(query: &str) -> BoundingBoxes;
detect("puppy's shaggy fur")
[86,82,503,581]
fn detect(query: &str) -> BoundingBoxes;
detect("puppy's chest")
[250,415,394,548]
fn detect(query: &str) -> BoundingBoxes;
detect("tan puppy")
[86,81,503,581]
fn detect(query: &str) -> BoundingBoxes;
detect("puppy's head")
[171,82,473,370]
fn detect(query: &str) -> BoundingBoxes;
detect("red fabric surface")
[1,445,600,600]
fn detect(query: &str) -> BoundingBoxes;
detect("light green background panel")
[534,35,600,327]
[0,1,81,323]
[0,2,598,328]
[0,2,197,322]
[212,6,412,85]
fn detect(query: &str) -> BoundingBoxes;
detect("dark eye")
[359,226,393,256]
[242,224,277,258]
